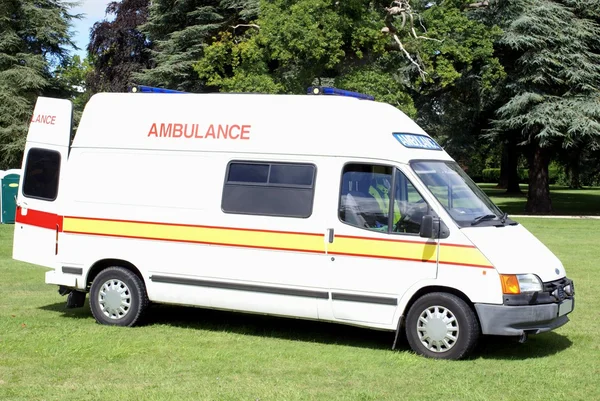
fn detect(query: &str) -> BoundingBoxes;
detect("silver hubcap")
[98,279,131,320]
[416,305,459,353]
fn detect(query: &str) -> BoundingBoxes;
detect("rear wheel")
[89,267,148,327]
[405,292,479,360]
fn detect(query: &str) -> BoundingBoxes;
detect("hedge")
[481,168,560,184]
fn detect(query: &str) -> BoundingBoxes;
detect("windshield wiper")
[471,214,497,226]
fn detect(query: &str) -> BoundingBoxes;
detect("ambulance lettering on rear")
[30,114,57,125]
[148,123,251,140]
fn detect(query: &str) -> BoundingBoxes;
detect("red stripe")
[16,207,63,231]
[439,261,494,269]
[336,233,476,249]
[61,230,326,255]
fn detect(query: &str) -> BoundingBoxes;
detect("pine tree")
[492,0,600,213]
[0,0,77,168]
[134,0,246,92]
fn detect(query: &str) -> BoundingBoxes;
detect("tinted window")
[23,148,61,201]
[228,163,269,183]
[222,162,316,218]
[269,164,314,186]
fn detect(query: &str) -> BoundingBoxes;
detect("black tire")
[89,267,148,327]
[405,292,479,360]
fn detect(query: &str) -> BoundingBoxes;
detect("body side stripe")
[16,211,493,269]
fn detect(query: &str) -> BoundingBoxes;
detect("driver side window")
[393,170,428,234]
[339,164,429,235]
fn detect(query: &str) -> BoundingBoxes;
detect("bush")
[482,168,500,183]
[481,167,561,184]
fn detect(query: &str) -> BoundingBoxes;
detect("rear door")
[13,97,72,268]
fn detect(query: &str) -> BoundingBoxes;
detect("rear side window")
[222,162,316,218]
[22,148,61,201]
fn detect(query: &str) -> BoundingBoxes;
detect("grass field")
[481,184,600,215]
[1,220,599,401]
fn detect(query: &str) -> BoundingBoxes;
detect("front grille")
[543,277,574,301]
[503,276,573,306]
[543,277,570,292]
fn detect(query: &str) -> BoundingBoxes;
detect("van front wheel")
[405,292,479,360]
[89,267,148,327]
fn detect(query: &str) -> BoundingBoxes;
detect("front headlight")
[517,274,543,293]
[500,274,543,294]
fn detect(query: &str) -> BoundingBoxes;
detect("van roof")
[72,92,453,162]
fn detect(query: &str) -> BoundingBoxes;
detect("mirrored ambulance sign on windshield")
[393,133,442,151]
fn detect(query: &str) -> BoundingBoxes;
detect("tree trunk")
[497,139,521,193]
[526,145,552,213]
[497,143,508,189]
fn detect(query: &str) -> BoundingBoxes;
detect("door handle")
[326,228,334,243]
[16,200,28,216]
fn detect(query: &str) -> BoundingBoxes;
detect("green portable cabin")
[1,169,22,224]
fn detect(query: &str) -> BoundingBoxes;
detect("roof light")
[130,85,187,94]
[307,86,374,101]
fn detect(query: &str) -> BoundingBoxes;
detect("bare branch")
[408,14,442,42]
[232,24,260,30]
[390,33,427,80]
[468,0,489,8]
[382,0,439,78]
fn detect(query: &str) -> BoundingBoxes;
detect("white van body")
[13,91,574,359]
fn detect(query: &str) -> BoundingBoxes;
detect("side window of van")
[222,161,316,218]
[339,164,428,234]
[22,148,61,201]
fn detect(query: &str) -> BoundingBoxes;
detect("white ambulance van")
[13,86,574,360]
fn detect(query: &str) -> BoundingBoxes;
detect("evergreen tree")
[88,0,151,93]
[491,0,600,213]
[0,0,78,168]
[135,0,247,91]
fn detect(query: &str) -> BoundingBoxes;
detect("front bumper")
[475,298,574,336]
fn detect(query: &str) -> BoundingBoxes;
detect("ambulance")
[13,86,575,360]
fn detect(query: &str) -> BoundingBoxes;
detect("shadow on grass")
[39,301,572,359]
[146,303,396,352]
[475,333,573,360]
[39,300,92,320]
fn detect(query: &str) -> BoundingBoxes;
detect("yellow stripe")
[439,245,492,267]
[63,217,323,252]
[63,217,493,267]
[330,236,437,262]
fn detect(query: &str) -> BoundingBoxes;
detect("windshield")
[410,161,505,227]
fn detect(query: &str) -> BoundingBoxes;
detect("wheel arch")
[396,284,477,330]
[86,258,144,290]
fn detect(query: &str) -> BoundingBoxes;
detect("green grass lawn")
[480,184,600,215]
[1,221,599,401]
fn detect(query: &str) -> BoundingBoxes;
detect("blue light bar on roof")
[307,86,374,101]
[130,85,187,94]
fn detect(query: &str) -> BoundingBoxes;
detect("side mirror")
[420,215,450,239]
[420,215,435,238]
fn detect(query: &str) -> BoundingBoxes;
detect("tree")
[491,0,600,213]
[135,0,241,91]
[53,54,93,129]
[383,0,505,178]
[0,0,78,168]
[194,0,389,95]
[87,0,151,93]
